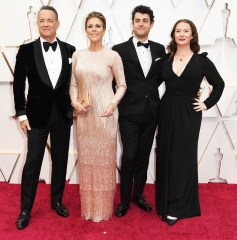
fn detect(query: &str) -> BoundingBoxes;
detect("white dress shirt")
[133,37,152,77]
[18,37,62,122]
[40,37,62,88]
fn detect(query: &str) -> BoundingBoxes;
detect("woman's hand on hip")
[193,98,207,112]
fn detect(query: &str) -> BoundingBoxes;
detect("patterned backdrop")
[0,0,237,184]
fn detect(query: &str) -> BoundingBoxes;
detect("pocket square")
[155,58,161,62]
[68,58,72,64]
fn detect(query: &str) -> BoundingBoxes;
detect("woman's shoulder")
[106,47,119,55]
[196,52,214,64]
[199,52,208,57]
[195,52,212,61]
[105,48,123,60]
[72,48,89,58]
[195,52,218,71]
[196,52,208,59]
[74,48,88,54]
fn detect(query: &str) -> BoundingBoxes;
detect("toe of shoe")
[57,210,69,217]
[167,219,178,226]
[16,220,28,230]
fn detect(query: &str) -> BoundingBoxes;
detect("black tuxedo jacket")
[112,37,166,122]
[13,38,76,128]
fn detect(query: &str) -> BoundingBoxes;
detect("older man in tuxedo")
[112,5,166,217]
[13,6,75,229]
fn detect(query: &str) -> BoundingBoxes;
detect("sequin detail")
[70,48,126,221]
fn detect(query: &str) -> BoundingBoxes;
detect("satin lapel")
[146,41,156,79]
[34,38,53,88]
[127,38,145,78]
[55,39,68,89]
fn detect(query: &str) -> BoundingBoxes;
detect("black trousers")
[118,105,157,204]
[21,104,71,212]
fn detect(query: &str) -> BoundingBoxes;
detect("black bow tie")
[137,41,150,48]
[43,41,57,52]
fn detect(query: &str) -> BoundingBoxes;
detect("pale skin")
[20,9,60,136]
[132,12,154,42]
[173,21,206,112]
[72,17,115,117]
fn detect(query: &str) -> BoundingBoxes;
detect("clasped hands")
[72,102,116,117]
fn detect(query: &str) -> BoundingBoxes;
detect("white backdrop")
[0,0,237,184]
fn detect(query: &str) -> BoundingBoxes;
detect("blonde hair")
[85,11,106,29]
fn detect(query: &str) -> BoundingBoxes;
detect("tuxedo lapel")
[149,41,157,64]
[127,38,145,78]
[34,38,53,88]
[146,41,156,79]
[55,39,69,89]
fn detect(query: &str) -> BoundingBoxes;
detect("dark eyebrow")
[134,17,149,21]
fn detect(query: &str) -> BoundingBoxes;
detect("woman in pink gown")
[70,12,127,222]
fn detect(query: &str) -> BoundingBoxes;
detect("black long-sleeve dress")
[156,52,225,220]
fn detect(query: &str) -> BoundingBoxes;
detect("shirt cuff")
[18,115,27,122]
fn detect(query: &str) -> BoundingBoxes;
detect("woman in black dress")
[155,19,224,226]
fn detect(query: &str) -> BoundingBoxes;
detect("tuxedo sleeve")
[13,45,27,116]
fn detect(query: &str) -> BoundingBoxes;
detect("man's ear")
[150,21,154,29]
[57,20,60,30]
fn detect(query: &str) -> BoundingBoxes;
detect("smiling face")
[37,9,59,42]
[132,12,154,40]
[174,21,193,47]
[85,17,105,44]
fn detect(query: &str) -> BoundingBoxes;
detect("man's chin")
[134,33,149,39]
[40,33,56,40]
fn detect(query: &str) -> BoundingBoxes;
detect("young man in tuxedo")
[13,6,76,229]
[112,5,166,217]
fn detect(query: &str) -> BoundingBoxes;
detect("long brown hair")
[167,19,200,56]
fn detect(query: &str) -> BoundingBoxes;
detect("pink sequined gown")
[70,48,126,222]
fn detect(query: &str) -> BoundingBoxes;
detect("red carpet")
[0,183,237,240]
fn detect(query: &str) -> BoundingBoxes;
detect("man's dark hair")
[39,6,58,20]
[132,5,154,22]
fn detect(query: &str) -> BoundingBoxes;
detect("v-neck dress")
[155,53,224,220]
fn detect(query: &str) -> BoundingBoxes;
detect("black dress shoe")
[167,218,178,226]
[16,211,30,230]
[115,202,130,217]
[161,216,167,222]
[51,202,69,217]
[133,196,152,212]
